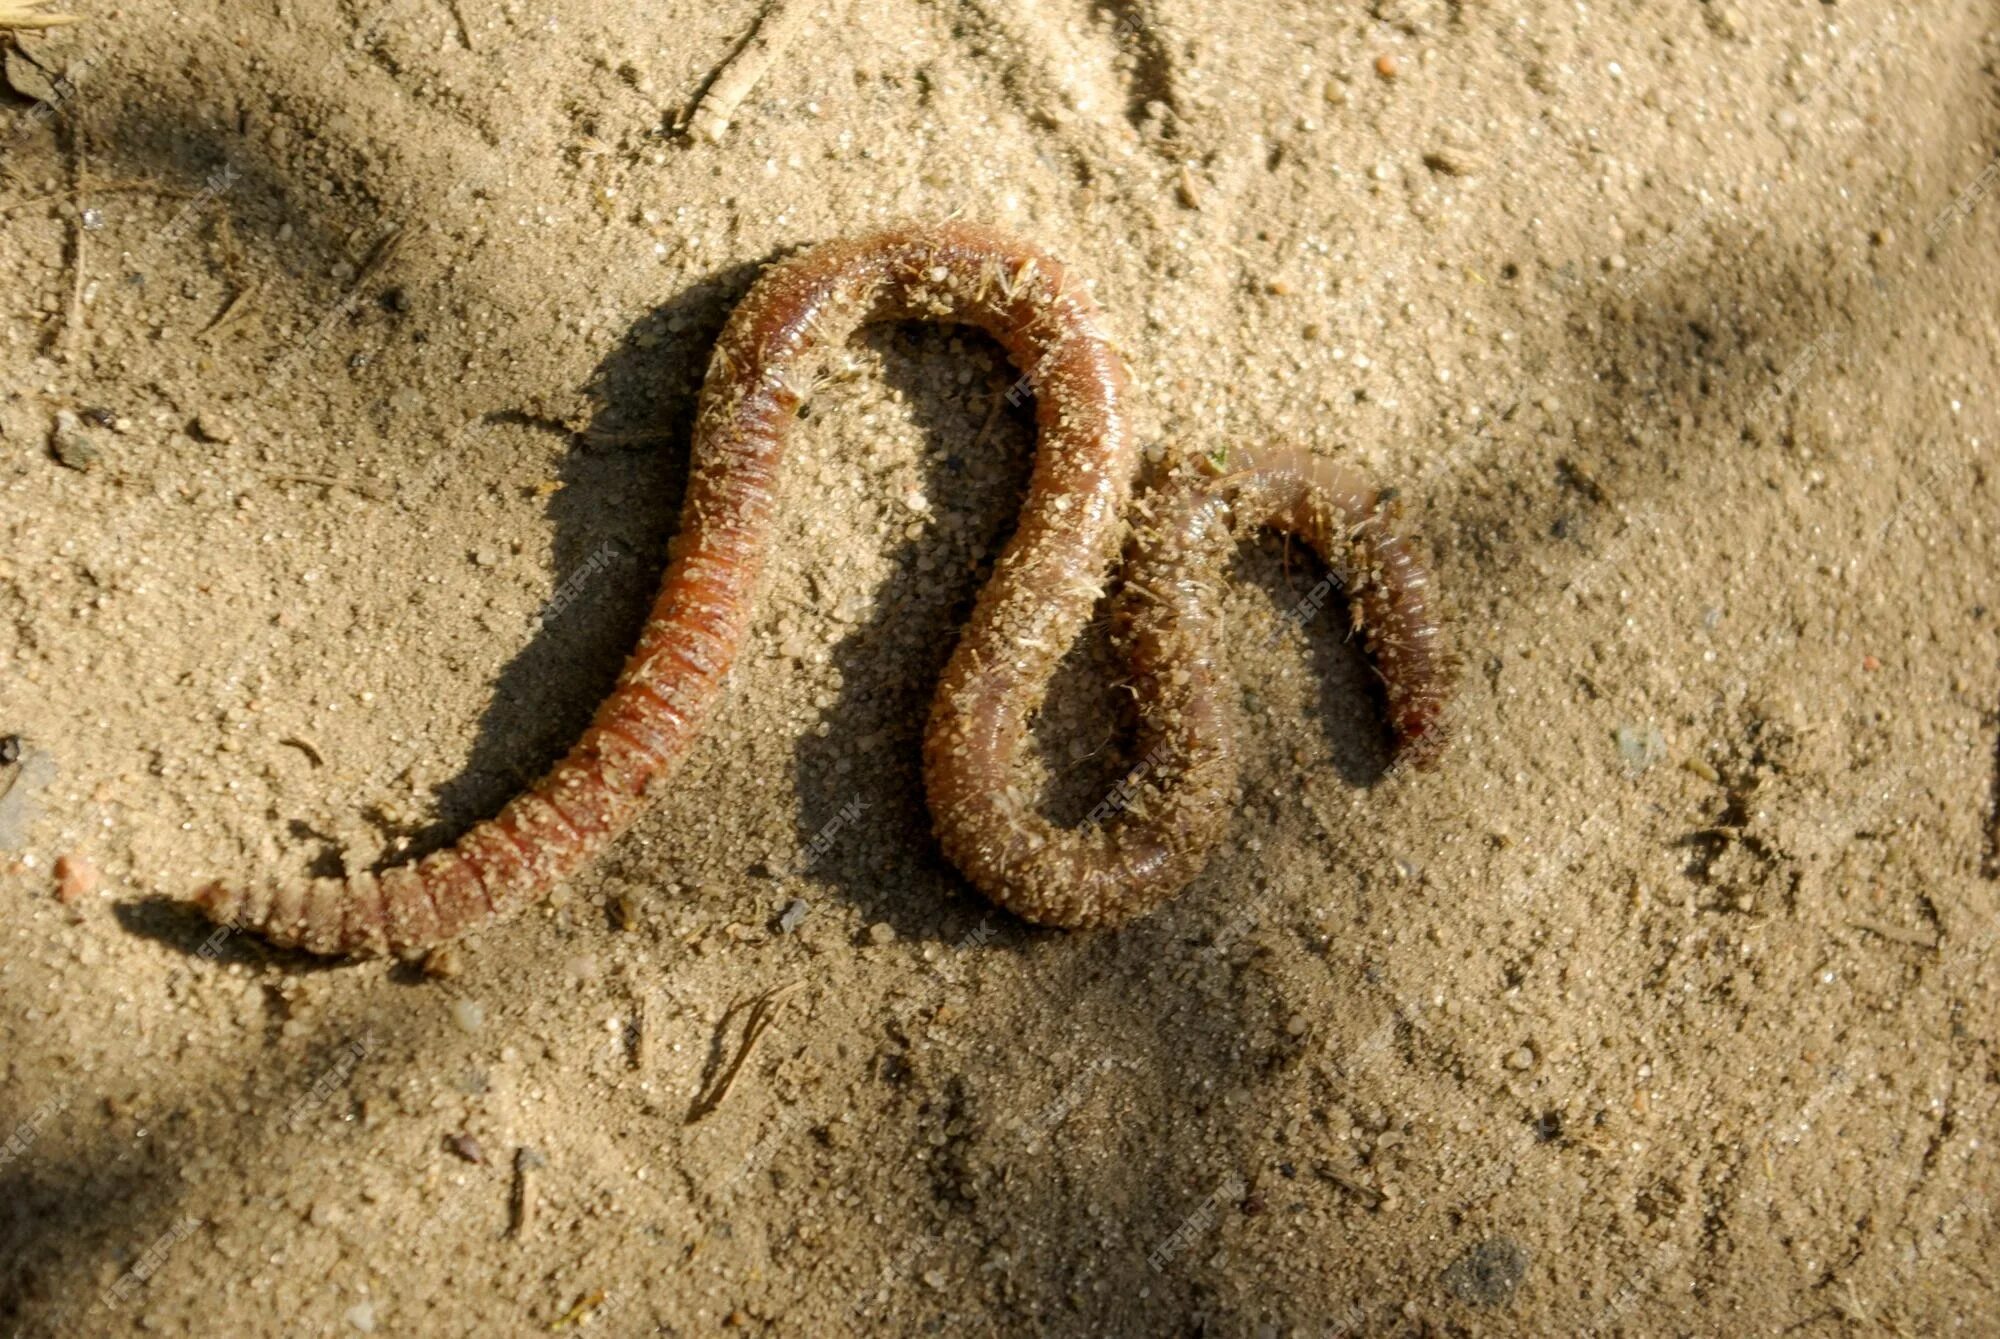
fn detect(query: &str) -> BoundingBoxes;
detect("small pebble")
[422,945,463,979]
[450,998,486,1033]
[1506,1045,1536,1071]
[49,410,102,472]
[2,48,60,102]
[344,1302,376,1333]
[1285,1014,1308,1037]
[53,853,98,904]
[446,1132,484,1163]
[778,898,810,933]
[866,922,895,945]
[1175,166,1204,210]
[191,412,235,444]
[0,735,17,765]
[1374,54,1399,80]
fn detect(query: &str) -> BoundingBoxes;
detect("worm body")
[193,223,1448,956]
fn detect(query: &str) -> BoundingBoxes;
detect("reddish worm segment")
[193,222,1448,956]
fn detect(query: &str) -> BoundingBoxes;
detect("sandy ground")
[1,0,1997,1334]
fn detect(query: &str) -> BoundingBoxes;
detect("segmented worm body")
[194,223,1448,956]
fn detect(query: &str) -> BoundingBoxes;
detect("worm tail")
[976,446,1451,930]
[1208,444,1452,766]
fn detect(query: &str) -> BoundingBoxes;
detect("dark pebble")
[1442,1237,1529,1307]
[49,411,102,472]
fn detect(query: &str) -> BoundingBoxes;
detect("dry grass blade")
[685,980,803,1123]
[0,1,82,32]
[683,0,825,142]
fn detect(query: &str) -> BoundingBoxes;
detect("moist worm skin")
[192,223,1448,956]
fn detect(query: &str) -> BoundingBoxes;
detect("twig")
[277,735,325,767]
[549,1290,605,1331]
[1984,701,2000,880]
[445,0,475,51]
[1315,1165,1384,1209]
[0,1,84,32]
[1848,918,1939,952]
[214,206,246,290]
[0,191,59,215]
[51,117,85,354]
[61,211,83,350]
[258,470,392,501]
[508,1147,544,1238]
[198,281,261,341]
[627,994,650,1070]
[686,980,802,1122]
[354,224,405,287]
[684,0,825,143]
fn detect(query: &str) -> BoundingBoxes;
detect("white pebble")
[451,998,485,1033]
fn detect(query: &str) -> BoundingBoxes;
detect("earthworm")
[193,222,1448,956]
[939,442,1450,927]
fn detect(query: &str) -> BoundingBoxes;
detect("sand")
[1,0,1996,1333]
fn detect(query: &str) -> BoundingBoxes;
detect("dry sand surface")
[2,0,1998,1334]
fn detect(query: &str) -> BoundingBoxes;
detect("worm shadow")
[374,259,772,866]
[1227,530,1398,786]
[0,1152,180,1335]
[110,894,345,978]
